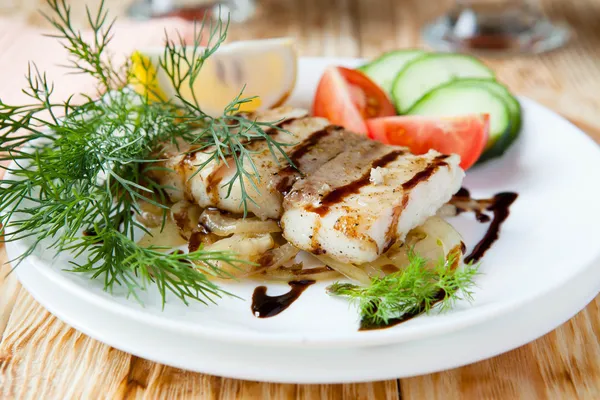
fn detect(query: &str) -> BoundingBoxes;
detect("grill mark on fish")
[382,193,409,253]
[310,219,323,254]
[306,150,405,216]
[171,161,194,202]
[275,125,343,195]
[288,125,343,164]
[377,154,451,249]
[205,166,224,204]
[402,154,449,191]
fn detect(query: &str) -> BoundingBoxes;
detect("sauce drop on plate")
[251,280,315,318]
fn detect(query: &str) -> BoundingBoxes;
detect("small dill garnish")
[327,250,479,327]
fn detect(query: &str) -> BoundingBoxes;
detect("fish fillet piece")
[281,143,464,264]
[151,107,365,219]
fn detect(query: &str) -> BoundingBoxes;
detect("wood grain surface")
[1,0,600,398]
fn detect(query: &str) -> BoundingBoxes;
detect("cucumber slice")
[446,79,522,147]
[392,54,495,114]
[358,50,426,94]
[407,83,511,161]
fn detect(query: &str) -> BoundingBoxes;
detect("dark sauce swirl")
[251,280,315,318]
[464,192,518,264]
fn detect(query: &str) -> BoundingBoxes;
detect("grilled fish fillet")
[152,107,364,219]
[280,143,464,264]
[152,107,464,263]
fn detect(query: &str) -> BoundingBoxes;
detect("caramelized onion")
[171,200,202,239]
[362,216,464,273]
[136,200,166,228]
[199,209,280,237]
[260,243,300,271]
[259,267,339,282]
[242,243,300,277]
[203,234,275,277]
[314,255,371,285]
[137,218,187,249]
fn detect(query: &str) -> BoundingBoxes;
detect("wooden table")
[2,0,600,398]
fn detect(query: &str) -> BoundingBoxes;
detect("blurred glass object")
[127,0,255,23]
[422,0,569,55]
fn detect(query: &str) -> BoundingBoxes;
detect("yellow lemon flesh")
[131,38,297,117]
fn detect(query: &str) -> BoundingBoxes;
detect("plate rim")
[14,253,600,383]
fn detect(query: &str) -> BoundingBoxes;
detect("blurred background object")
[422,0,570,54]
[127,0,255,22]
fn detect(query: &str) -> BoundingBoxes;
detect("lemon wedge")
[130,38,297,116]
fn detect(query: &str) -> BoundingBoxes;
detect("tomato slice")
[366,115,489,170]
[312,66,396,134]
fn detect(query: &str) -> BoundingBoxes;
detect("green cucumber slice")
[407,82,511,161]
[358,50,426,94]
[392,54,495,114]
[446,79,521,148]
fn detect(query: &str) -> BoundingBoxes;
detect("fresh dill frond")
[327,251,480,328]
[43,0,126,93]
[0,0,292,306]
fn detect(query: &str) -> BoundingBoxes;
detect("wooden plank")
[0,283,398,398]
[401,296,600,399]
[0,246,21,343]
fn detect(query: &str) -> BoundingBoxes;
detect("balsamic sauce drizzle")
[401,155,449,191]
[452,187,518,264]
[464,192,518,264]
[251,280,315,318]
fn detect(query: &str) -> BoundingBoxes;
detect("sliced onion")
[260,267,340,282]
[241,243,300,277]
[136,200,167,228]
[406,216,463,266]
[314,255,371,285]
[199,209,281,237]
[137,218,187,249]
[261,243,300,271]
[171,200,202,239]
[203,234,275,277]
[360,216,464,274]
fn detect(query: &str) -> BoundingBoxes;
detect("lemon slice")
[130,38,297,116]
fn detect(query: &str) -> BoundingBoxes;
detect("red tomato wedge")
[312,66,396,134]
[366,114,490,170]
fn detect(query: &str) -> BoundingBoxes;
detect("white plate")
[15,253,600,383]
[6,57,600,349]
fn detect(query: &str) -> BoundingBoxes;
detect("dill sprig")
[0,0,292,306]
[43,0,126,93]
[327,251,479,328]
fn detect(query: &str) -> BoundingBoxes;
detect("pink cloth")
[0,17,197,104]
